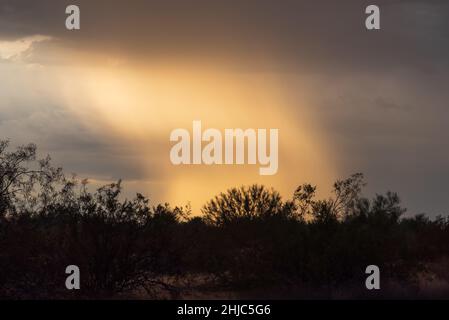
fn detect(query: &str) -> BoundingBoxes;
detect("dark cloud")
[1,0,449,213]
[292,69,449,215]
[0,0,448,72]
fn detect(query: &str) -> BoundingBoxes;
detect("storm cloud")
[0,0,448,70]
[1,0,449,214]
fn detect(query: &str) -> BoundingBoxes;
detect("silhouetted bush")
[1,140,449,299]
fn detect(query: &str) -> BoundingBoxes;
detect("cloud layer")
[1,0,449,214]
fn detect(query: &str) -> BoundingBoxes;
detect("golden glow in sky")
[0,37,338,212]
[79,63,338,211]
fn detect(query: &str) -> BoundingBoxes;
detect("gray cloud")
[0,63,156,186]
[0,0,448,72]
[292,69,449,215]
[0,101,151,181]
[1,0,449,213]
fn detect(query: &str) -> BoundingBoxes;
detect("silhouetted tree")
[0,140,62,216]
[1,141,449,299]
[202,185,295,226]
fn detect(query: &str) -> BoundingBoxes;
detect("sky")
[0,0,448,216]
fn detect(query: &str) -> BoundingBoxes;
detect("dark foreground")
[1,141,449,299]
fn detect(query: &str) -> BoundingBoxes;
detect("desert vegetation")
[1,140,448,299]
